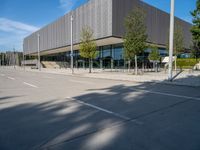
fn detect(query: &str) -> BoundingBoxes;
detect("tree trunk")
[142,61,145,72]
[111,59,114,71]
[128,60,131,73]
[155,62,158,72]
[89,58,92,73]
[175,56,177,71]
[135,55,138,75]
[100,59,103,69]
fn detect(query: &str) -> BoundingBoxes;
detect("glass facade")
[113,45,124,69]
[41,44,167,69]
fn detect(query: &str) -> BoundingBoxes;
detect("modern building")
[23,0,192,69]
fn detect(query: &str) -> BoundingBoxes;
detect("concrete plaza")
[0,67,200,150]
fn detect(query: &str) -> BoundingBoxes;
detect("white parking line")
[69,80,93,85]
[134,89,200,101]
[7,77,15,80]
[67,97,130,120]
[23,82,38,88]
[66,97,144,125]
[43,76,53,79]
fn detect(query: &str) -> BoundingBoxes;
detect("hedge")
[176,58,200,69]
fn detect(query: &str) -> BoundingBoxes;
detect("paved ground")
[0,68,200,150]
[5,66,200,87]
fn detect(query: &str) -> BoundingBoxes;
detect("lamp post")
[23,51,25,71]
[13,47,16,69]
[37,33,41,71]
[168,0,175,81]
[23,44,25,71]
[71,15,74,74]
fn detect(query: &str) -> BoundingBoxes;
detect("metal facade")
[23,0,192,55]
[112,0,192,48]
[23,0,113,54]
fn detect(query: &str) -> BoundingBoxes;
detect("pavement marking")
[134,88,200,101]
[43,76,53,79]
[23,82,38,88]
[67,97,130,120]
[68,79,93,85]
[7,77,15,80]
[0,74,5,76]
[66,97,144,125]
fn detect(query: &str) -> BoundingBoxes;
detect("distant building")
[23,0,192,69]
[0,51,23,66]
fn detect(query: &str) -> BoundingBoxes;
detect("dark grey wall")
[112,0,192,48]
[24,0,192,55]
[23,0,112,55]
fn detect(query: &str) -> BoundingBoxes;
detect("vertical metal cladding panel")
[47,25,50,50]
[66,0,112,44]
[64,14,70,46]
[23,0,112,54]
[112,0,139,37]
[52,23,54,49]
[40,28,44,51]
[57,19,61,48]
[145,2,153,43]
[39,29,43,51]
[112,0,192,48]
[56,19,61,47]
[175,18,192,48]
[74,9,78,44]
[159,11,169,45]
[151,6,158,44]
[47,25,51,49]
[94,1,98,38]
[45,25,48,50]
[55,21,58,48]
[52,22,56,49]
[49,23,53,50]
[60,17,65,47]
[142,2,151,43]
[42,28,46,51]
[59,18,64,47]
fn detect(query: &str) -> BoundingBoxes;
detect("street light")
[23,51,25,71]
[13,47,16,69]
[37,33,41,71]
[23,44,25,71]
[168,0,175,81]
[71,15,74,74]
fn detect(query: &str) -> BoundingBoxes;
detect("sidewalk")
[2,66,200,87]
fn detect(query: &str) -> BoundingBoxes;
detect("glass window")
[102,46,111,58]
[114,47,123,60]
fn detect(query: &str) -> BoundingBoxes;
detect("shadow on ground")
[173,74,200,87]
[0,82,200,150]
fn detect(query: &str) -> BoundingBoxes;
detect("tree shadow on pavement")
[0,82,200,150]
[173,74,200,87]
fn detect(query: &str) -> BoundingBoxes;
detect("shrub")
[177,58,200,69]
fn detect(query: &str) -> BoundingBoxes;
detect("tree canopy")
[123,7,147,61]
[191,0,200,59]
[79,26,97,73]
[148,46,160,61]
[79,26,97,60]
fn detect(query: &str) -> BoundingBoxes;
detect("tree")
[191,0,200,61]
[166,22,184,70]
[124,7,147,75]
[148,45,160,72]
[79,26,98,73]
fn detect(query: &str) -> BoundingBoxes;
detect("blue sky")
[0,0,196,52]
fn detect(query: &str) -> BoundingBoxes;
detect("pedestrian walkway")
[1,66,200,87]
